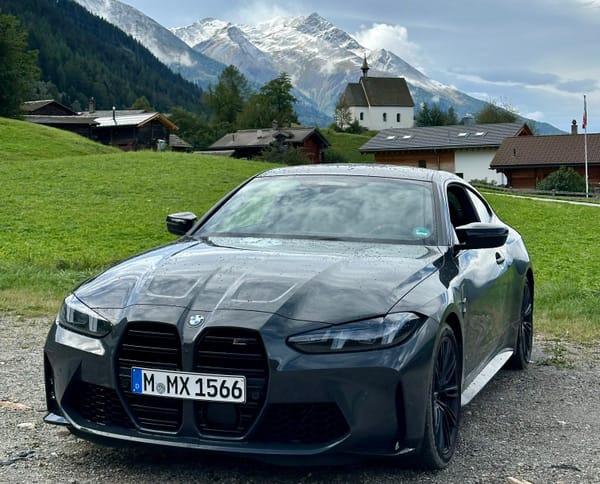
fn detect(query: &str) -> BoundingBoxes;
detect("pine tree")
[203,65,251,126]
[0,12,40,117]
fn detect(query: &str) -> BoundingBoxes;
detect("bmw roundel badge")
[188,314,205,327]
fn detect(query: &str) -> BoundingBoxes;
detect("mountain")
[73,0,224,87]
[0,0,206,113]
[71,0,560,133]
[173,13,560,133]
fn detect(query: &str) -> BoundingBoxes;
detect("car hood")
[75,237,443,324]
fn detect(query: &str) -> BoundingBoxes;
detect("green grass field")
[321,128,375,162]
[484,193,600,342]
[0,151,275,314]
[1,118,598,342]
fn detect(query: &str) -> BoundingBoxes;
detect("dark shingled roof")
[209,127,329,150]
[21,100,78,115]
[343,77,414,107]
[360,122,530,153]
[491,133,600,168]
[169,134,192,149]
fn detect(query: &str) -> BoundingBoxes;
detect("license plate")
[131,367,246,403]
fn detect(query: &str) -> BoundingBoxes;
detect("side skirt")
[461,349,513,406]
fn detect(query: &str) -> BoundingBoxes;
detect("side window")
[447,185,479,229]
[396,113,401,123]
[359,112,364,121]
[383,112,387,122]
[466,189,492,223]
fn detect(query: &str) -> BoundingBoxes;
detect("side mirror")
[166,212,197,236]
[455,223,508,250]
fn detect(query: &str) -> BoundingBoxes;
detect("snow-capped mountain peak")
[171,18,232,48]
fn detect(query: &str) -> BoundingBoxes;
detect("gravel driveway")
[1,316,599,484]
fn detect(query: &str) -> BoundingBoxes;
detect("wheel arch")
[526,268,534,301]
[443,311,464,378]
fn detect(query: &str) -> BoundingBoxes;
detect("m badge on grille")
[188,314,205,327]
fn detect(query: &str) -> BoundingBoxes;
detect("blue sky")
[124,0,600,133]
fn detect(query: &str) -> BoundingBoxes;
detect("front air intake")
[117,322,182,432]
[193,328,268,437]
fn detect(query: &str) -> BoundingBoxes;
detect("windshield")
[196,175,437,245]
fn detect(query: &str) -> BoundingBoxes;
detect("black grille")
[194,328,268,437]
[67,382,133,428]
[117,323,182,432]
[252,403,349,444]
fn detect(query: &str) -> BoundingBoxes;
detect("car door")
[446,184,512,381]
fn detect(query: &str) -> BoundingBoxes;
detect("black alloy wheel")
[507,279,533,370]
[418,323,461,469]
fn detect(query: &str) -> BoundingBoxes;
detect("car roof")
[256,164,463,184]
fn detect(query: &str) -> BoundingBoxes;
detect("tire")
[506,279,533,370]
[417,323,461,469]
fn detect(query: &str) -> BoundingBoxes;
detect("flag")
[583,95,587,130]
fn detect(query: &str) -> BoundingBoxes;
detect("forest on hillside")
[0,0,205,113]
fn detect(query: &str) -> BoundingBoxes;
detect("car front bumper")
[44,313,436,459]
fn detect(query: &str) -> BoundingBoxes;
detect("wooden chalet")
[93,112,177,151]
[360,122,532,184]
[22,99,78,116]
[169,134,193,152]
[21,99,184,151]
[22,100,98,138]
[208,127,330,162]
[491,124,600,190]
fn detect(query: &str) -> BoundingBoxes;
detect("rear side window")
[466,190,492,223]
[447,185,478,229]
[447,184,493,228]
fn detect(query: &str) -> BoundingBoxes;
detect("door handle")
[495,252,505,265]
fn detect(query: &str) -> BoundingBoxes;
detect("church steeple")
[361,54,369,78]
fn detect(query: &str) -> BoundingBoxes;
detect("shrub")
[470,178,498,187]
[259,145,310,165]
[322,147,349,163]
[536,166,586,193]
[345,120,367,134]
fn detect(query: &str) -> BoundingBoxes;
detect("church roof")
[342,76,414,108]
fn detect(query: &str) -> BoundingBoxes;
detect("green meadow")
[484,193,600,342]
[1,117,598,342]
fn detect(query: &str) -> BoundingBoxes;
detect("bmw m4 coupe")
[44,164,533,469]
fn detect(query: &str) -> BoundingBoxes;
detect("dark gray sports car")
[44,164,533,469]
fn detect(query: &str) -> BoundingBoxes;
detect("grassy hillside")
[322,129,375,162]
[0,117,118,161]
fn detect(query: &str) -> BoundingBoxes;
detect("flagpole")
[583,95,589,197]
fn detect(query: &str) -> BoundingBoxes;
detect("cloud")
[523,111,545,121]
[449,67,560,87]
[223,1,293,26]
[447,66,600,97]
[227,2,302,25]
[558,79,600,93]
[574,0,600,7]
[352,23,423,69]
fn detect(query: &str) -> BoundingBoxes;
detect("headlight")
[287,312,425,354]
[58,294,112,338]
